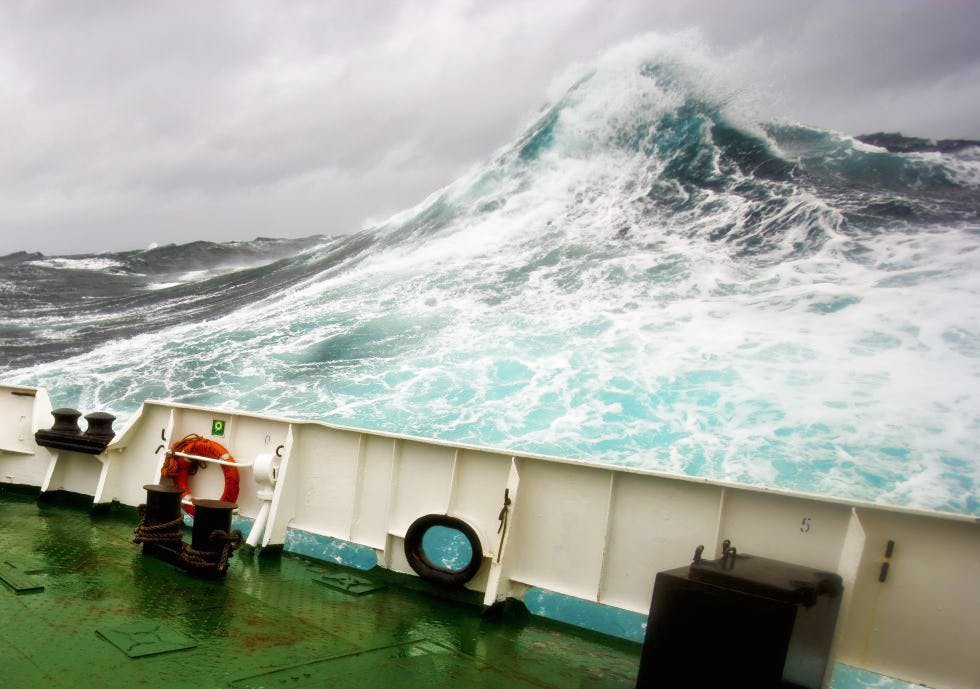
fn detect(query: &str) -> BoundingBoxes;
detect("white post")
[247,501,272,548]
[246,451,280,548]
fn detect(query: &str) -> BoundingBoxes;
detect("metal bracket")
[167,450,253,468]
[496,488,512,563]
[879,539,896,583]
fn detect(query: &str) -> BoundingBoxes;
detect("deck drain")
[96,620,198,658]
[0,560,44,594]
[313,571,385,595]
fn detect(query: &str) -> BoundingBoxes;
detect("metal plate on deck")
[230,640,551,689]
[96,620,198,658]
[0,560,44,594]
[312,571,385,595]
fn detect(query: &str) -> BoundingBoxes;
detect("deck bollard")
[83,411,116,441]
[183,499,241,579]
[35,408,116,454]
[51,408,83,433]
[134,484,184,565]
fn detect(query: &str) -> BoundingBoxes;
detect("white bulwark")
[1,384,977,689]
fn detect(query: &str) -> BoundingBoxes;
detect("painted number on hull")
[800,517,812,533]
[211,419,226,436]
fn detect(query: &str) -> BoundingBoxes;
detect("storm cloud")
[1,0,978,254]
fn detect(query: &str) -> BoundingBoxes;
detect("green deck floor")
[0,491,928,689]
[0,492,640,689]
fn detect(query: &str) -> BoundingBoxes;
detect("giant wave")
[2,36,978,514]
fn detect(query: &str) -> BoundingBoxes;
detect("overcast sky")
[1,0,978,256]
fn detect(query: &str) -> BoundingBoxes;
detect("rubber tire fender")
[403,514,484,587]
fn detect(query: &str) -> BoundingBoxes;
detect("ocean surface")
[2,40,978,515]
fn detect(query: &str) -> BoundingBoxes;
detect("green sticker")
[211,419,226,436]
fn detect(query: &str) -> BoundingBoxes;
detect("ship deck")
[0,490,923,689]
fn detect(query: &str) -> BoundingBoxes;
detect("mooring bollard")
[181,499,242,579]
[133,484,184,565]
[35,408,117,454]
[83,411,117,441]
[51,408,83,434]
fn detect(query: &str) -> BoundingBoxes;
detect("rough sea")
[2,39,978,516]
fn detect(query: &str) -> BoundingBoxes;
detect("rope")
[161,433,240,517]
[133,501,242,576]
[179,529,243,574]
[132,504,184,544]
[162,433,216,478]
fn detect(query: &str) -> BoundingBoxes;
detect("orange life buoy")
[162,434,240,517]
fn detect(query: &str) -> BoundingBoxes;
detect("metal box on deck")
[635,550,843,689]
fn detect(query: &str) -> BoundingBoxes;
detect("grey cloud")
[0,0,977,255]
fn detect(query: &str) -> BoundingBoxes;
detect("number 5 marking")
[800,517,812,533]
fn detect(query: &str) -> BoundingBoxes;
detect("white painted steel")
[599,473,721,610]
[263,424,295,548]
[246,501,272,548]
[0,386,56,488]
[245,452,278,548]
[1,384,978,689]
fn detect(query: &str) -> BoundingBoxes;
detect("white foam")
[26,257,126,271]
[937,147,980,187]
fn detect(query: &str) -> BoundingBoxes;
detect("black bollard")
[135,484,184,565]
[51,408,82,434]
[143,484,183,524]
[36,408,117,454]
[185,500,240,579]
[83,412,116,441]
[191,500,236,551]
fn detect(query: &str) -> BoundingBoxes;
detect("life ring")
[162,434,239,517]
[403,514,483,587]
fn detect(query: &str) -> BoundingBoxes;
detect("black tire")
[403,514,483,587]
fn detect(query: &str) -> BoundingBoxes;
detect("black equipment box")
[635,545,843,689]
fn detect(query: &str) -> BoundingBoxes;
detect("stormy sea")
[2,41,978,516]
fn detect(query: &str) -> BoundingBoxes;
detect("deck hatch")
[0,560,44,594]
[96,620,198,658]
[312,571,385,595]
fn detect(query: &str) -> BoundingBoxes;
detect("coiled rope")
[178,529,243,574]
[132,504,184,544]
